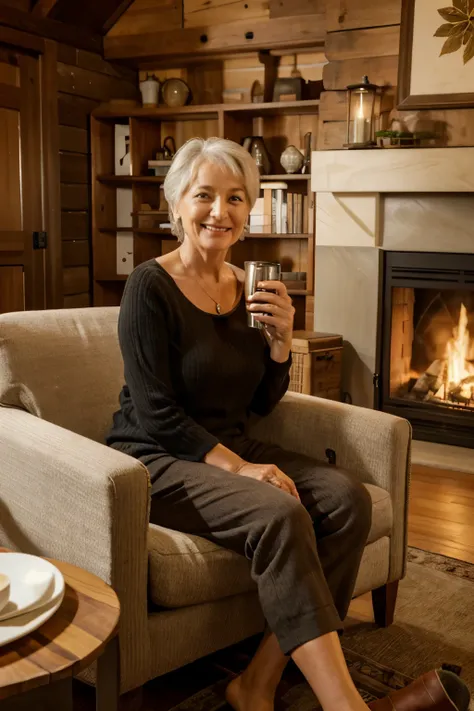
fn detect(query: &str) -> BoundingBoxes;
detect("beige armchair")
[0,307,411,697]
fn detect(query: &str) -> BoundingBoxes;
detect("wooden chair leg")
[371,581,399,627]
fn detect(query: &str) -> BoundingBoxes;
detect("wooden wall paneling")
[63,265,89,295]
[1,0,31,12]
[57,62,139,102]
[186,61,224,104]
[106,0,184,37]
[269,0,326,18]
[317,120,346,150]
[0,106,21,231]
[62,239,90,267]
[319,90,347,121]
[104,13,326,60]
[61,184,89,210]
[0,5,102,53]
[391,107,474,147]
[48,0,135,35]
[90,117,117,282]
[60,153,89,184]
[160,118,220,150]
[0,266,24,313]
[41,39,63,309]
[323,55,399,91]
[0,24,44,55]
[64,292,91,308]
[59,125,88,154]
[61,211,89,240]
[19,53,45,311]
[0,49,19,87]
[184,0,268,28]
[58,93,98,129]
[325,26,401,61]
[220,112,253,143]
[56,44,137,83]
[326,0,402,32]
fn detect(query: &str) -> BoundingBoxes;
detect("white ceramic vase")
[280,145,304,174]
[139,76,160,107]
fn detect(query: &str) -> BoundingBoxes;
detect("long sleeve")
[249,349,292,417]
[118,266,219,461]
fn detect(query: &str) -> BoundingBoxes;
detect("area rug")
[168,548,474,710]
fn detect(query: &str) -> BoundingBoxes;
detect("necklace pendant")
[216,303,221,314]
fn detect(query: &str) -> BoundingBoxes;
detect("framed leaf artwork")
[398,0,474,108]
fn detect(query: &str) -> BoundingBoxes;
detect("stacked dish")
[0,553,65,646]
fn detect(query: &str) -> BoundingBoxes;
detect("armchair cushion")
[0,307,121,443]
[147,483,392,608]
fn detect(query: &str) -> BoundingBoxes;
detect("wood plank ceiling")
[28,0,135,34]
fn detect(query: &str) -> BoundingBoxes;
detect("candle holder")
[345,75,382,149]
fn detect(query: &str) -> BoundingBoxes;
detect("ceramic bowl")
[0,573,10,613]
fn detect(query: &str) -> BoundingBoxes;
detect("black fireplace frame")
[377,251,474,449]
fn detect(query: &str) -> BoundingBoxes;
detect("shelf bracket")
[258,50,280,103]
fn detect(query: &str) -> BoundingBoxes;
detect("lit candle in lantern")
[353,91,368,144]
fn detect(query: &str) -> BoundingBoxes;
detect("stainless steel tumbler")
[245,261,281,329]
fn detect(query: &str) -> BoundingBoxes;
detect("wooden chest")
[289,331,343,401]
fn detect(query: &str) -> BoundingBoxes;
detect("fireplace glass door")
[380,252,474,448]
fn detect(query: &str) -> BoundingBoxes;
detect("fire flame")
[437,303,474,403]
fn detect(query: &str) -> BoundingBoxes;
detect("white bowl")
[0,574,10,613]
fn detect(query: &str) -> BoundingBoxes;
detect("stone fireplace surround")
[310,148,474,452]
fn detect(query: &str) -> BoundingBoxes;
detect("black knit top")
[106,259,291,464]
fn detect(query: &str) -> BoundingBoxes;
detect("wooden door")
[0,47,44,314]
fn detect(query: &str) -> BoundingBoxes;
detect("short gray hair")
[163,137,260,242]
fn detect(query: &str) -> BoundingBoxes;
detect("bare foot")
[225,674,274,711]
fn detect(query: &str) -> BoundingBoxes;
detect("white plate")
[0,554,65,647]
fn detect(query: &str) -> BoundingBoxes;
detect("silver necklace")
[180,254,223,314]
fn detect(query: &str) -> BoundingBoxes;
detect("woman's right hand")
[235,461,300,501]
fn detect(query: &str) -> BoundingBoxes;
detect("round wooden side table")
[0,550,120,711]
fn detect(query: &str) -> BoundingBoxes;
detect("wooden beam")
[0,23,44,53]
[31,0,59,18]
[0,5,102,53]
[325,26,401,61]
[104,13,326,61]
[326,0,402,32]
[323,55,399,91]
[270,0,326,18]
[102,0,136,34]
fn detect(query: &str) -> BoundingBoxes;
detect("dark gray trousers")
[148,439,372,655]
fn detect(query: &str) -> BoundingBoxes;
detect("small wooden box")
[289,331,343,401]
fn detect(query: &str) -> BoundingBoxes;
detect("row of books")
[249,182,309,235]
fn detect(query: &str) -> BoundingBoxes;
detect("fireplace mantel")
[311,147,474,194]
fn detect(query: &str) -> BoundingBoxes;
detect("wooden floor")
[77,464,474,709]
[408,464,474,564]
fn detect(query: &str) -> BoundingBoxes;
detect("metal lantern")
[345,75,381,148]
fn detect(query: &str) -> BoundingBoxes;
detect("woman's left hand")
[247,280,295,351]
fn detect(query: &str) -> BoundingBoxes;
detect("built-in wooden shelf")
[92,99,320,122]
[99,227,171,234]
[97,175,166,184]
[261,175,311,181]
[247,233,311,239]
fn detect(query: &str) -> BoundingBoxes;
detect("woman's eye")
[230,195,243,202]
[196,193,210,199]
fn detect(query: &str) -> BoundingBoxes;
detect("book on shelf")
[251,182,309,235]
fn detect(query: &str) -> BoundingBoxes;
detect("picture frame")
[398,0,474,109]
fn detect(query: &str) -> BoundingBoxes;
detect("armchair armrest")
[249,392,411,581]
[0,407,151,693]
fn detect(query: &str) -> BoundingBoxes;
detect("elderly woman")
[107,138,456,711]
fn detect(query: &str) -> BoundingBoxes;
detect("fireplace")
[379,252,474,448]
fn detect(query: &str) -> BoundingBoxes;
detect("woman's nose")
[210,197,227,218]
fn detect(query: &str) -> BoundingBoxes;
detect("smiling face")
[176,161,250,253]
